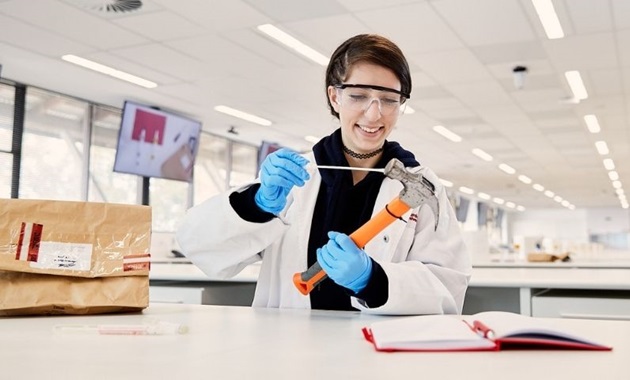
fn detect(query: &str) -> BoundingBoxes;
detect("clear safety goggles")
[335,84,409,116]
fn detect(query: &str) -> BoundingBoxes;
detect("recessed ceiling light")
[432,125,462,142]
[603,158,615,171]
[61,54,157,88]
[214,105,272,126]
[595,141,609,155]
[518,175,532,184]
[565,71,588,100]
[498,163,516,174]
[257,24,329,66]
[608,171,620,181]
[439,178,453,187]
[583,114,601,133]
[478,192,491,200]
[471,148,493,161]
[459,186,474,194]
[531,0,565,39]
[533,183,545,191]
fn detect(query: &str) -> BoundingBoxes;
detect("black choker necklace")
[342,144,384,159]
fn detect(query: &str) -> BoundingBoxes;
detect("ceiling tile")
[355,2,463,55]
[112,11,206,41]
[433,0,535,46]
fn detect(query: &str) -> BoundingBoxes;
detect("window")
[20,88,87,200]
[0,83,14,197]
[88,105,138,204]
[4,82,264,235]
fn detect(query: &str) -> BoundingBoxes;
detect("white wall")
[586,208,630,234]
[509,209,589,243]
[508,207,630,250]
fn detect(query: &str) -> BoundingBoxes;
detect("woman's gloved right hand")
[254,149,310,215]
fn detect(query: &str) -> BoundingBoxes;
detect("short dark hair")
[325,34,412,119]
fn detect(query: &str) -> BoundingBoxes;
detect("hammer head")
[384,159,440,230]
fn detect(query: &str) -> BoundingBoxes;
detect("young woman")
[176,34,471,315]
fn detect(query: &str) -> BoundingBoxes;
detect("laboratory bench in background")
[149,260,630,320]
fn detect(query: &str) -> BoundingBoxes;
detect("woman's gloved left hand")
[316,231,373,293]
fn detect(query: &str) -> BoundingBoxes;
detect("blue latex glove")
[254,148,310,215]
[316,231,373,293]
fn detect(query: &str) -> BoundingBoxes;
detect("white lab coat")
[176,151,471,315]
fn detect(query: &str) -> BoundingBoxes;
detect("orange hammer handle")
[292,197,411,295]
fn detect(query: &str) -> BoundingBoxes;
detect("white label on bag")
[29,242,93,271]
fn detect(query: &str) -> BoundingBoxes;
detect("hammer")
[291,158,440,296]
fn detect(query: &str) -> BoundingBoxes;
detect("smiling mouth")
[357,124,383,133]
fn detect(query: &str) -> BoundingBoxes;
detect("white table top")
[2,303,628,380]
[150,261,260,282]
[469,267,630,289]
[150,262,630,290]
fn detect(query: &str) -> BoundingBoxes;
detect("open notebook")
[362,311,612,352]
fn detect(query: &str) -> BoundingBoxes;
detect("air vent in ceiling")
[86,0,142,13]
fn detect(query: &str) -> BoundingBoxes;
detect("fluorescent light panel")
[595,140,609,155]
[478,192,491,200]
[61,55,157,88]
[565,71,588,100]
[471,148,493,161]
[608,171,619,181]
[214,105,272,126]
[498,163,516,174]
[518,175,532,184]
[583,114,601,133]
[257,24,329,66]
[439,178,453,187]
[533,183,545,191]
[432,125,462,142]
[532,0,565,39]
[459,186,474,194]
[603,158,615,171]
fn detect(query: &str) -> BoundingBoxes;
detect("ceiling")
[0,0,628,211]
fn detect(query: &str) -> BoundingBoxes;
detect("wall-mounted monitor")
[113,101,202,182]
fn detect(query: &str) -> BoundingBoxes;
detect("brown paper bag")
[0,270,149,316]
[0,199,152,315]
[0,198,151,277]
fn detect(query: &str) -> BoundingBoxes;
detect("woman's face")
[327,61,402,154]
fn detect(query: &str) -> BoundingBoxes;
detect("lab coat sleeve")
[175,185,289,279]
[352,167,472,315]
